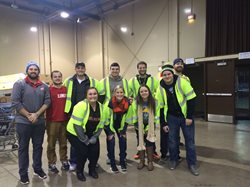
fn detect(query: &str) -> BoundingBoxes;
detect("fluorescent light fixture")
[60,11,69,18]
[187,13,196,23]
[184,8,191,14]
[120,26,128,33]
[30,27,37,32]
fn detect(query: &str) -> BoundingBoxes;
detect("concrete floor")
[0,119,250,187]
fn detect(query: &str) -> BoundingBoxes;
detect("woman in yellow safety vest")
[105,85,133,173]
[66,87,108,182]
[132,85,160,171]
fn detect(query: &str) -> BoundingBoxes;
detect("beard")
[53,81,62,86]
[175,67,183,73]
[27,73,39,80]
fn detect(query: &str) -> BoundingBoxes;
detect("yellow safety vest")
[67,100,108,136]
[99,77,130,105]
[63,76,100,113]
[155,76,196,122]
[106,105,134,133]
[128,76,159,98]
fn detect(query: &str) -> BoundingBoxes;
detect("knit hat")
[75,62,85,68]
[26,61,40,73]
[161,64,174,74]
[173,58,184,65]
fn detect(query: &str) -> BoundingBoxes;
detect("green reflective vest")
[155,76,196,122]
[128,76,159,98]
[106,104,134,133]
[63,76,100,113]
[99,77,130,105]
[67,100,109,136]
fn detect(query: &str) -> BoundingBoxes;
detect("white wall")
[0,6,76,79]
[78,0,206,80]
[179,0,206,58]
[0,0,206,80]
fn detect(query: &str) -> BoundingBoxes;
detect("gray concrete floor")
[0,119,250,187]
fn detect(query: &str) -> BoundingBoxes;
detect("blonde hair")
[113,85,124,95]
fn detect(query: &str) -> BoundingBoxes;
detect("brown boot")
[137,150,145,170]
[146,146,154,171]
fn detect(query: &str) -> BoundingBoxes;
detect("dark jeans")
[168,114,197,166]
[107,130,127,166]
[67,133,100,173]
[160,122,169,157]
[16,123,45,177]
[69,146,77,165]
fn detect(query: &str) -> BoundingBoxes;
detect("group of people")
[11,58,199,185]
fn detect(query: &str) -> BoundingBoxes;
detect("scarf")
[25,76,42,88]
[137,104,156,151]
[111,96,129,113]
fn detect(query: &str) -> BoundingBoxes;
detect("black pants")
[67,133,100,173]
[160,123,169,157]
[16,123,45,177]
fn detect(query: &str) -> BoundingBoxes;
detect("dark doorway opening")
[235,60,250,120]
[185,63,205,119]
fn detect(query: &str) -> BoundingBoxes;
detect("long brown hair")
[136,84,155,113]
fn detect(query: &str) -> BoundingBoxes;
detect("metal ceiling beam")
[0,1,46,16]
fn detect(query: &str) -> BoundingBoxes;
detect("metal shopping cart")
[0,102,18,154]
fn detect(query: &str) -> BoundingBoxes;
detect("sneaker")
[69,163,77,171]
[110,164,119,173]
[34,169,47,179]
[153,152,161,160]
[133,151,140,160]
[76,172,86,181]
[189,165,199,176]
[20,174,29,185]
[61,161,70,171]
[89,170,99,179]
[169,161,177,170]
[120,164,127,172]
[49,164,59,174]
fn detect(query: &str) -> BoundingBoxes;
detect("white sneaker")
[69,163,77,171]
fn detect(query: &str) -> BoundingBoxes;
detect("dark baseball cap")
[75,62,85,68]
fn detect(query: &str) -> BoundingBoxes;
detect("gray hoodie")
[12,79,51,124]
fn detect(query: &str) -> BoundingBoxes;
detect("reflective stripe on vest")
[150,77,154,93]
[177,77,186,107]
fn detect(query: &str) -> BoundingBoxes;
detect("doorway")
[235,60,250,119]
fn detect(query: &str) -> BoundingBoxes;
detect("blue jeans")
[107,131,127,166]
[167,114,197,166]
[16,123,45,177]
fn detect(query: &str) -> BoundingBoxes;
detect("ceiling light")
[30,27,37,32]
[60,11,69,18]
[187,13,196,23]
[120,26,127,33]
[184,8,191,14]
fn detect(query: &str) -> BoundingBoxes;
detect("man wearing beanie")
[173,58,190,82]
[12,61,51,184]
[155,64,199,176]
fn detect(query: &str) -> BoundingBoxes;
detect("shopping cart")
[0,102,18,154]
